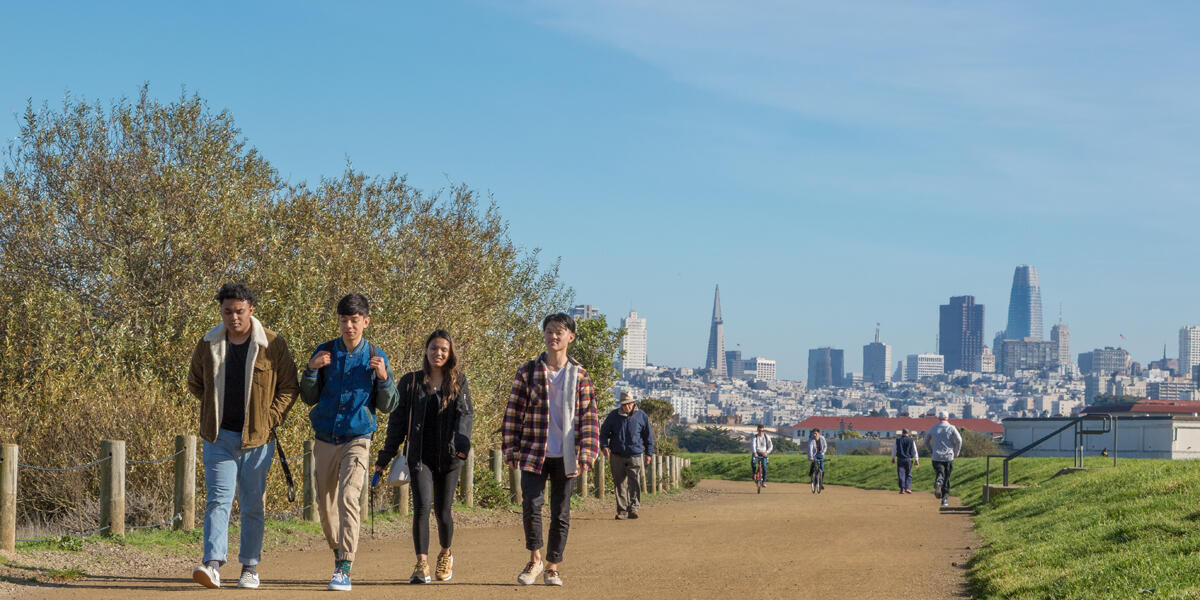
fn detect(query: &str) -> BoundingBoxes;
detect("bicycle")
[810,456,825,494]
[753,457,765,494]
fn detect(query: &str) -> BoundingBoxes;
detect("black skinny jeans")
[521,457,574,564]
[411,461,462,555]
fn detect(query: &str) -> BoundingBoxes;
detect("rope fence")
[126,449,186,465]
[17,456,111,472]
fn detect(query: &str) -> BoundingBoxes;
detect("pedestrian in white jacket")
[925,411,962,507]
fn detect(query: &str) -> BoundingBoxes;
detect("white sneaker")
[192,564,221,589]
[544,569,563,586]
[517,561,544,585]
[237,571,260,589]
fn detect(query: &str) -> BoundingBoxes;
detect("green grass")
[687,453,1200,599]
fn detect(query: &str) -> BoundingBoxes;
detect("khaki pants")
[314,437,370,562]
[610,454,643,513]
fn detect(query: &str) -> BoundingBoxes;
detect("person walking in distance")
[600,392,654,520]
[891,428,919,494]
[926,411,962,507]
[503,313,601,587]
[750,424,773,488]
[375,330,474,584]
[299,294,400,591]
[188,283,300,590]
[808,428,828,490]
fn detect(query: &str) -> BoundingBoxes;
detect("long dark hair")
[421,329,462,407]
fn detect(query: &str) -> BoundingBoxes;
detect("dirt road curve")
[24,480,977,599]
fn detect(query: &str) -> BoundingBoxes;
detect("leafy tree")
[568,315,623,412]
[677,426,744,453]
[0,88,567,521]
[839,428,864,439]
[959,428,1002,457]
[773,436,802,452]
[638,397,677,454]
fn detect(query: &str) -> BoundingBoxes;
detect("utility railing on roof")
[985,413,1118,487]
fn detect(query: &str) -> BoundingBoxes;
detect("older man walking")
[600,392,654,520]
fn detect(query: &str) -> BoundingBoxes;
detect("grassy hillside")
[686,453,1200,599]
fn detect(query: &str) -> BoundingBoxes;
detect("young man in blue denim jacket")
[299,293,399,591]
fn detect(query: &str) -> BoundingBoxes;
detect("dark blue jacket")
[599,407,654,457]
[299,338,399,444]
[894,435,918,460]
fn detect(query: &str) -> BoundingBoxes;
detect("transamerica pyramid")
[705,284,726,377]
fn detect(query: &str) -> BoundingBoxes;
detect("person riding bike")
[808,429,828,490]
[750,425,773,488]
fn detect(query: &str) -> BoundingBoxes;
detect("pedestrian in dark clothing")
[891,429,919,494]
[600,391,654,520]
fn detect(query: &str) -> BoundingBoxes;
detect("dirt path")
[20,480,977,599]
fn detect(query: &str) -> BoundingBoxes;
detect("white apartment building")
[906,354,945,381]
[745,357,777,380]
[1180,326,1200,380]
[619,311,647,373]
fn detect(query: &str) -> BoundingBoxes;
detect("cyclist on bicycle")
[808,428,828,490]
[750,424,773,488]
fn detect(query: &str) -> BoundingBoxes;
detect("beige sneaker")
[517,560,544,585]
[544,569,563,586]
[435,552,453,581]
[409,561,431,584]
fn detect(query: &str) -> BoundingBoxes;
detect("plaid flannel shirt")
[502,353,600,474]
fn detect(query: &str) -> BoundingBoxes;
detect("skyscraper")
[808,347,844,388]
[1051,323,1070,368]
[619,311,647,373]
[725,350,744,379]
[704,285,726,376]
[939,295,985,372]
[862,326,891,384]
[1005,265,1043,340]
[1180,326,1200,383]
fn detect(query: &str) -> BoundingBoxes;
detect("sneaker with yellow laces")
[435,552,453,581]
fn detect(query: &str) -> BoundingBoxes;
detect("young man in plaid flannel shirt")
[503,312,600,587]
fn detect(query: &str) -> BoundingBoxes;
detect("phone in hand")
[371,471,381,487]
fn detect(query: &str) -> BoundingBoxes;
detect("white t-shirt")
[546,365,566,457]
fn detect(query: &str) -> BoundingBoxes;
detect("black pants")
[521,457,574,564]
[932,460,953,498]
[411,461,462,555]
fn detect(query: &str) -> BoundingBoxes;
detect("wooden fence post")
[674,456,681,488]
[581,460,590,498]
[648,455,657,494]
[665,455,673,490]
[509,467,521,504]
[596,455,606,499]
[100,440,125,537]
[461,448,475,507]
[303,440,317,522]
[173,435,196,531]
[491,449,504,485]
[640,460,648,495]
[359,468,370,519]
[391,482,410,516]
[1,444,16,552]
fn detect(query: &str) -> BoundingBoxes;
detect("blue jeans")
[750,455,768,481]
[202,429,274,566]
[809,455,825,479]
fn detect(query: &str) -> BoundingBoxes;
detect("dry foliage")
[0,88,568,525]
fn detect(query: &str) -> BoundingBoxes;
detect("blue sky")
[3,1,1198,379]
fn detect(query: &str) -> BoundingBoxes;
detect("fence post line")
[173,435,196,531]
[302,440,317,522]
[461,448,475,507]
[491,449,504,485]
[1,444,17,552]
[596,455,605,499]
[100,439,125,537]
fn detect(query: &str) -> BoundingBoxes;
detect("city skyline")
[4,4,1197,380]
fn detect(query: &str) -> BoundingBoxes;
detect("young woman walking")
[375,330,474,583]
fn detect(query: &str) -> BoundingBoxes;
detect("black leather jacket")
[376,371,473,472]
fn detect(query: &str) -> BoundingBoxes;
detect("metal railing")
[986,414,1118,487]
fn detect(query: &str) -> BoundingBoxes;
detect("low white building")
[1002,415,1200,459]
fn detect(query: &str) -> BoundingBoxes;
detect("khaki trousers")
[314,437,370,562]
[610,453,643,513]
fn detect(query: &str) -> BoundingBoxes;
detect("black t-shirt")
[220,338,251,433]
[420,389,444,466]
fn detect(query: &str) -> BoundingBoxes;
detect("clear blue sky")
[4,1,1198,379]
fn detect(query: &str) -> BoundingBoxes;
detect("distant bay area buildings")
[580,267,1200,460]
